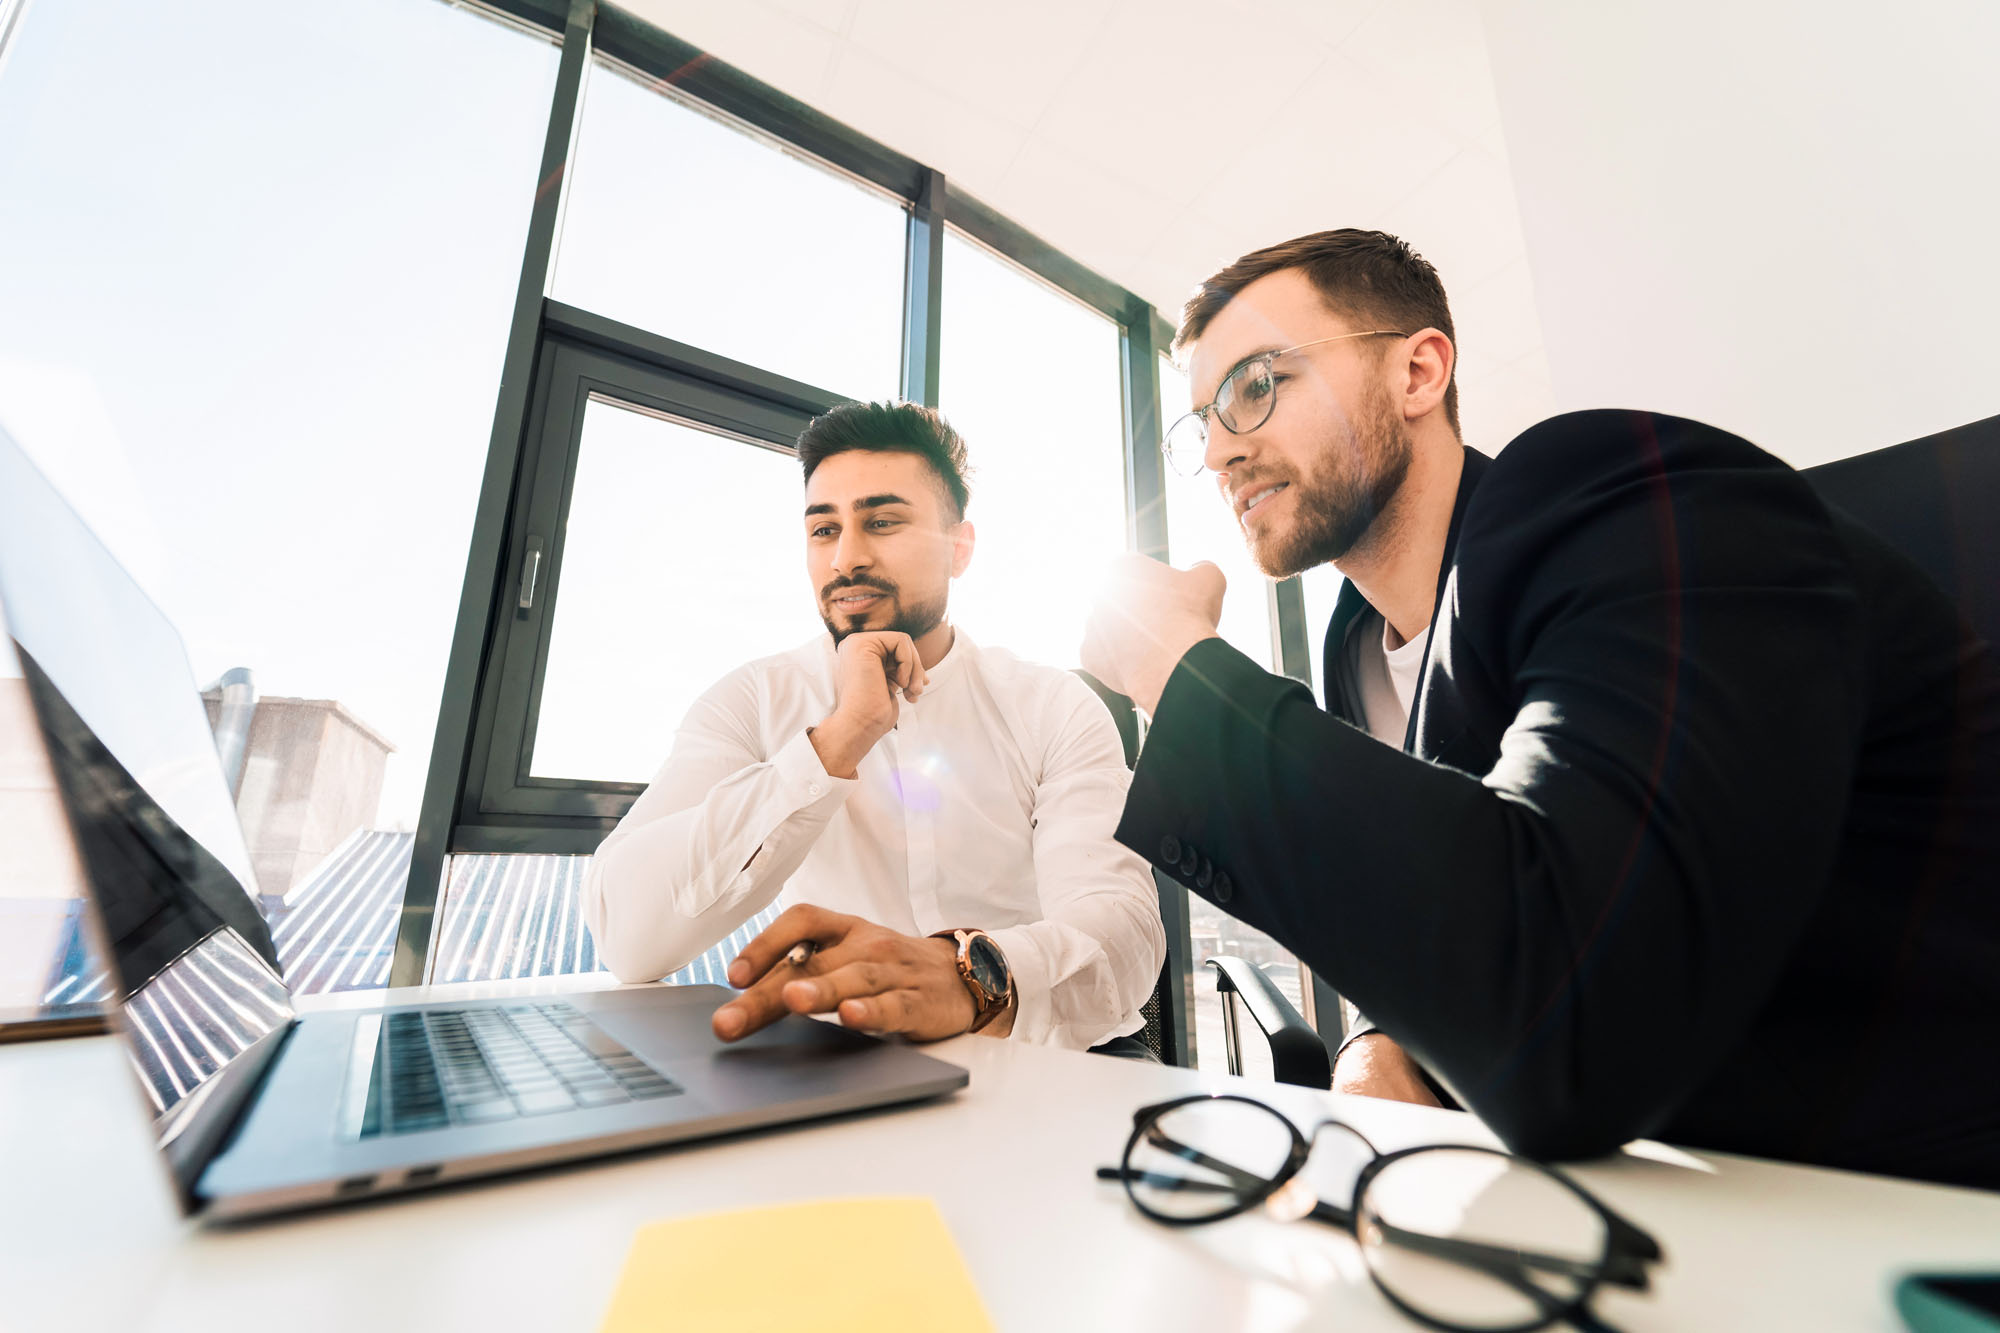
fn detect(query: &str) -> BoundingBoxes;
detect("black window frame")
[455,304,841,848]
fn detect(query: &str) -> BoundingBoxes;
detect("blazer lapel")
[1405,446,1492,757]
[1321,577,1375,726]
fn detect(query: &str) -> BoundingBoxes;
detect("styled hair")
[796,400,972,519]
[1176,228,1460,434]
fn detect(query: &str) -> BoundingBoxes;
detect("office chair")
[1802,412,2000,649]
[1071,669,1180,1065]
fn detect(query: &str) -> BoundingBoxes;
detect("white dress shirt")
[581,630,1166,1049]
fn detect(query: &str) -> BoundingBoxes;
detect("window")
[530,397,821,783]
[554,58,907,401]
[1300,562,1347,708]
[0,0,559,999]
[1158,357,1277,666]
[1156,358,1319,1074]
[432,854,778,987]
[938,231,1129,669]
[458,333,830,828]
[0,633,95,1015]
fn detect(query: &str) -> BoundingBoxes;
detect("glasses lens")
[1213,359,1276,435]
[1162,412,1208,474]
[1123,1097,1295,1222]
[1357,1148,1609,1333]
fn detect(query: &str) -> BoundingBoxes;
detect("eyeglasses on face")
[1162,330,1407,476]
[1096,1093,1663,1333]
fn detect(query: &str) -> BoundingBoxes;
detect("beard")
[820,573,950,646]
[1243,381,1413,579]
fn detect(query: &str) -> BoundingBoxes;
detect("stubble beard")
[821,578,950,647]
[1246,382,1414,579]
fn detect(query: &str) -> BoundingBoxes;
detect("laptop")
[0,425,967,1222]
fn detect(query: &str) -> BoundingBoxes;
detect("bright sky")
[0,0,558,826]
[0,0,1296,823]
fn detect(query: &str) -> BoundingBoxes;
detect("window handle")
[518,536,544,610]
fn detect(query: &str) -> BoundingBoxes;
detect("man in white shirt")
[582,401,1165,1054]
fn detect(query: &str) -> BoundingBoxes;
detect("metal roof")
[44,829,780,1005]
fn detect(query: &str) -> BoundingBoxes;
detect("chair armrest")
[1206,956,1332,1089]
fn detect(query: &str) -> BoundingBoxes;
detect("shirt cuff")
[985,924,1052,1045]
[769,728,858,816]
[980,924,1136,1050]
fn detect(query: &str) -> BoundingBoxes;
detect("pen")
[784,940,818,969]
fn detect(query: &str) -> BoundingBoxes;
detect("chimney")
[202,690,394,899]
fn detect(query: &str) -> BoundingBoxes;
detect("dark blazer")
[1117,410,2000,1190]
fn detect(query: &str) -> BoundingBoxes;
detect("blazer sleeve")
[1117,411,1867,1160]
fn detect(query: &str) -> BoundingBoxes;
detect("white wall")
[1480,0,2000,467]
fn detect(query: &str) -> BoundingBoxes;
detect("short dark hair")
[1176,228,1460,435]
[796,401,972,519]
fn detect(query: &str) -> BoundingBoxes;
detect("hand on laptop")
[713,905,980,1043]
[808,630,930,778]
[1080,555,1225,716]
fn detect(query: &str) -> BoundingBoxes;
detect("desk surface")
[5,976,1997,1333]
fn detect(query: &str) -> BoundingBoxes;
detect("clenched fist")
[1080,555,1226,716]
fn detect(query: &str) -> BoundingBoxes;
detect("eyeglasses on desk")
[1097,1093,1664,1333]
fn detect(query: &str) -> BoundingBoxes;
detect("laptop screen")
[0,429,294,1136]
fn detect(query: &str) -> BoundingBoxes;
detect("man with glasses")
[585,401,1165,1056]
[1082,229,2000,1188]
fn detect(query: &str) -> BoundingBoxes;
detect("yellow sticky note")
[599,1196,995,1333]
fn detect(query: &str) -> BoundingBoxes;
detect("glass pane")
[434,853,599,983]
[555,59,907,400]
[530,399,823,782]
[1159,357,1276,668]
[432,854,779,987]
[0,632,98,1016]
[271,830,411,995]
[1158,360,1314,1075]
[1300,562,1347,708]
[1190,899,1318,1081]
[0,0,558,1001]
[938,231,1128,669]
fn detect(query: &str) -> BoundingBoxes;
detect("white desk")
[4,977,1997,1332]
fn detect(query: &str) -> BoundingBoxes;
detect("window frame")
[455,304,839,846]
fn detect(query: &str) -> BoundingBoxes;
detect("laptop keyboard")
[357,1001,681,1138]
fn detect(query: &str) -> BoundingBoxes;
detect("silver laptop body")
[0,426,966,1222]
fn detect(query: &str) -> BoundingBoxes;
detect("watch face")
[965,935,1009,998]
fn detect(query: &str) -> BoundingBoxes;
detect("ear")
[950,519,976,579]
[1399,328,1455,425]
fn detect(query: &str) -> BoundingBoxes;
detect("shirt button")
[1212,872,1234,904]
[1159,834,1182,865]
[807,782,823,798]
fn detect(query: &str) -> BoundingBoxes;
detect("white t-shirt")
[1351,614,1431,746]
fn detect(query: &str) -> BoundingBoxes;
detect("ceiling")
[618,0,1556,449]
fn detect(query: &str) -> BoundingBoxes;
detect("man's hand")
[1080,555,1226,716]
[1333,1033,1442,1107]
[712,904,977,1043]
[810,630,928,778]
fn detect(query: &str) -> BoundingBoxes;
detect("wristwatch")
[931,928,1014,1033]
